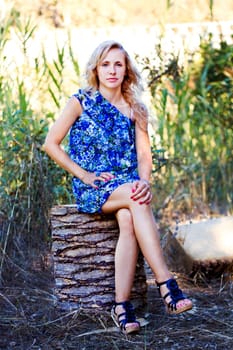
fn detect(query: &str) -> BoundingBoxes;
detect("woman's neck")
[99,86,125,105]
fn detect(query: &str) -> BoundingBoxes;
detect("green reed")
[0,11,79,280]
[148,36,233,216]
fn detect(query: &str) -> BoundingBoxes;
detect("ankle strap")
[114,300,130,307]
[157,278,176,288]
[157,279,169,288]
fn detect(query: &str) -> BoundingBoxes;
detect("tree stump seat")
[50,205,147,311]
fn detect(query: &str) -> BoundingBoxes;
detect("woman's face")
[97,48,126,90]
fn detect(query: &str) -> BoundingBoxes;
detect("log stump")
[50,205,147,311]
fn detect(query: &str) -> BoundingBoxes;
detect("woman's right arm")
[43,96,87,181]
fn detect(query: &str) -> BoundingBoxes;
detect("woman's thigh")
[102,183,134,214]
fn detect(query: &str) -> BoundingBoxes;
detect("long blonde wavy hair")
[85,40,148,129]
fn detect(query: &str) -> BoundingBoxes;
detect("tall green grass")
[0,11,79,280]
[147,36,233,216]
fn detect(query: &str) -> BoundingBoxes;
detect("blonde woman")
[44,40,192,335]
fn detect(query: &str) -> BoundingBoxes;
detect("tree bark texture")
[50,205,147,311]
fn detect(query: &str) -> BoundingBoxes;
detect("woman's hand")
[130,179,152,204]
[82,171,115,189]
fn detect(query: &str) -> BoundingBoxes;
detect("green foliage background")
[147,36,233,217]
[0,10,232,279]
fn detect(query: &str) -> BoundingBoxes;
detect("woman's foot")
[111,301,140,334]
[157,278,193,315]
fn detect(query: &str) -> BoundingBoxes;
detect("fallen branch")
[0,291,17,311]
[196,327,233,340]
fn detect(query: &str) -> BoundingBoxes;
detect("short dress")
[69,88,140,213]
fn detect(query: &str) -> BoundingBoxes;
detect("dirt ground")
[0,253,232,350]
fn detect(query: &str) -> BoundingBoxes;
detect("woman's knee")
[116,208,134,233]
[116,208,133,226]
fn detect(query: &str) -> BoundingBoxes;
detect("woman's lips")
[107,78,118,82]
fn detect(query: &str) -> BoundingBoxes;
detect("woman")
[44,40,192,335]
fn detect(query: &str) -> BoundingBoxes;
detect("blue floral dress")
[69,89,140,213]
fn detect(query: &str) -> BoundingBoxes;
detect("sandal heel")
[111,301,140,334]
[157,278,192,315]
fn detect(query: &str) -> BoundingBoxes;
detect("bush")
[0,11,78,279]
[146,35,233,215]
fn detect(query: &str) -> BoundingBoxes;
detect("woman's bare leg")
[112,209,140,332]
[102,183,192,313]
[102,183,171,282]
[115,209,139,303]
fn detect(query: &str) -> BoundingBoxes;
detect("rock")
[163,216,233,275]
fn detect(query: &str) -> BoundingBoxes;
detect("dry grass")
[0,249,232,350]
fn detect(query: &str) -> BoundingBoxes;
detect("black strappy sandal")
[157,278,193,315]
[111,301,140,334]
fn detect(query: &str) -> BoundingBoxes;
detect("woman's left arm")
[130,123,153,204]
[135,123,152,182]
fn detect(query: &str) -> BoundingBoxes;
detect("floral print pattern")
[69,89,139,213]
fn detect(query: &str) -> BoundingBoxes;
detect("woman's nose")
[109,65,116,74]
